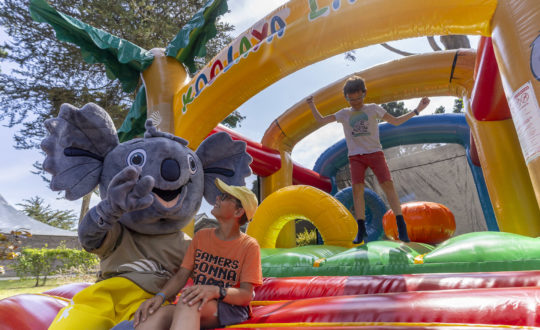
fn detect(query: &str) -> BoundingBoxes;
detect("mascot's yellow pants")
[49,277,153,330]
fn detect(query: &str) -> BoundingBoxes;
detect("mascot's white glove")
[95,166,155,227]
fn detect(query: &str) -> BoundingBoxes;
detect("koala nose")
[161,159,180,181]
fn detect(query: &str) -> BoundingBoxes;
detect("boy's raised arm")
[306,96,336,125]
[383,97,430,126]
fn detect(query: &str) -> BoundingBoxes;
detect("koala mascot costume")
[42,103,253,329]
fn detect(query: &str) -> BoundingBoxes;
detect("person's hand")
[416,97,430,113]
[180,285,220,311]
[133,295,164,327]
[306,95,315,105]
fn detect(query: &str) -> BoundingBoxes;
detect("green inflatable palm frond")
[165,0,228,74]
[117,85,147,142]
[31,0,228,140]
[29,0,154,93]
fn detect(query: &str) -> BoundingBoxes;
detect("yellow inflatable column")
[491,0,540,235]
[466,112,540,235]
[142,48,189,133]
[260,150,296,248]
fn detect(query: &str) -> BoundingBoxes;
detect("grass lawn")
[0,275,95,300]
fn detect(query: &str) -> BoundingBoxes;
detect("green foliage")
[296,228,317,247]
[0,0,234,154]
[381,101,409,117]
[13,244,98,286]
[434,105,446,114]
[0,46,5,74]
[221,110,247,129]
[17,196,77,230]
[453,98,464,113]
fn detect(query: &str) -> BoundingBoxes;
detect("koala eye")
[127,149,147,167]
[187,154,197,174]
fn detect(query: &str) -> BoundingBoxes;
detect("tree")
[0,47,5,68]
[0,47,5,93]
[381,101,409,117]
[453,98,464,113]
[17,196,77,231]
[434,105,446,114]
[0,0,238,152]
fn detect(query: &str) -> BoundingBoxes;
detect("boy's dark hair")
[233,198,249,226]
[343,76,367,96]
[239,213,249,226]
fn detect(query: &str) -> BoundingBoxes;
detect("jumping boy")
[307,75,430,244]
[132,179,262,330]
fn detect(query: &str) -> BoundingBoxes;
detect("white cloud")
[222,0,289,34]
[293,123,343,169]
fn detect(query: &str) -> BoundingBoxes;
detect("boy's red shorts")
[348,151,392,184]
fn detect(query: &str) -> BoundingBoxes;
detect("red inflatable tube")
[0,294,68,330]
[2,272,539,329]
[211,126,332,192]
[470,37,512,121]
[253,271,540,301]
[247,287,540,327]
[229,326,531,330]
[469,132,481,167]
[41,282,91,300]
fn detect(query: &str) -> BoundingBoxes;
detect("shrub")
[296,228,317,246]
[13,244,98,286]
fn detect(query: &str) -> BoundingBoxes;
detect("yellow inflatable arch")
[138,0,540,243]
[260,49,540,245]
[169,0,540,204]
[246,185,356,248]
[173,0,496,146]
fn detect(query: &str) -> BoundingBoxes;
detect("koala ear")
[196,132,253,204]
[41,103,119,200]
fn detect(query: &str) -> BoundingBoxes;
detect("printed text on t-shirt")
[193,249,239,287]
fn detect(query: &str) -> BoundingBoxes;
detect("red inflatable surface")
[1,271,540,329]
[247,287,540,327]
[253,271,540,301]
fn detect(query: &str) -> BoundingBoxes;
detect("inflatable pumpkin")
[383,201,456,244]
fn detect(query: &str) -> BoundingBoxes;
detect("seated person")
[133,179,262,329]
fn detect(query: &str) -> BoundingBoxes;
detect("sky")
[0,0,478,221]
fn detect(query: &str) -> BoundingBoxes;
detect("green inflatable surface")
[260,232,540,277]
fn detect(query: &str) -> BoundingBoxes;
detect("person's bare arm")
[134,267,191,326]
[383,97,430,126]
[306,96,336,125]
[180,282,255,310]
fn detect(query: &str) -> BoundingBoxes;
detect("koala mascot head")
[41,103,253,235]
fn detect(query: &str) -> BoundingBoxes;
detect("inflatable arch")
[172,0,496,146]
[260,50,477,195]
[158,1,540,236]
[246,185,357,248]
[163,0,540,242]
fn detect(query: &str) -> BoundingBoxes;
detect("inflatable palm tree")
[29,0,227,141]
